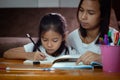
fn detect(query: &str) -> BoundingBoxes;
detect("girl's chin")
[82,27,90,30]
[46,51,55,55]
[81,25,89,29]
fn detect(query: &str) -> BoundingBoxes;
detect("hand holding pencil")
[34,51,46,60]
[26,34,46,60]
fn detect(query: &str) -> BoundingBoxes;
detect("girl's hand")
[33,52,46,60]
[76,51,101,65]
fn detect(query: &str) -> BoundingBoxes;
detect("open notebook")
[52,61,102,69]
[23,55,102,69]
[23,55,79,65]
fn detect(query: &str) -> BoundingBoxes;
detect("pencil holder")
[100,45,120,72]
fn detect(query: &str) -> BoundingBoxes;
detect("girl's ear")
[63,31,69,41]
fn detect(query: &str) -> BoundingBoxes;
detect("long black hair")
[33,13,69,57]
[77,0,111,44]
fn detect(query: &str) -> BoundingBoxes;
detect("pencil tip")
[26,34,30,37]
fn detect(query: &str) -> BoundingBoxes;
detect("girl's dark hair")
[77,0,111,44]
[33,13,69,56]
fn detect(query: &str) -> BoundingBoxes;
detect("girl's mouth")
[81,22,88,26]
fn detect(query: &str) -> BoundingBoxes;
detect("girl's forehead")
[41,30,61,37]
[81,0,100,10]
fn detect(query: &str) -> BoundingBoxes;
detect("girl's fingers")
[76,51,100,65]
[82,56,93,64]
[39,53,46,58]
[34,52,46,60]
[76,57,82,65]
[84,53,101,64]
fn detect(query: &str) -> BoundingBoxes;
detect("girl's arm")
[76,51,101,65]
[3,47,35,60]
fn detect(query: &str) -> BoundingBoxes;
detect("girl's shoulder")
[109,27,118,33]
[68,28,79,36]
[23,43,34,52]
[67,28,79,40]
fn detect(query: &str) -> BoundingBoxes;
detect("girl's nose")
[81,12,87,20]
[47,41,52,47]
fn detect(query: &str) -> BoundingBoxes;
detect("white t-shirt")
[24,43,78,60]
[67,27,118,55]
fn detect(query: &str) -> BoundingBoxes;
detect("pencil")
[5,67,55,71]
[26,33,41,52]
[26,33,46,62]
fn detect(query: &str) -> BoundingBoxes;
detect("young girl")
[4,13,77,60]
[67,0,118,65]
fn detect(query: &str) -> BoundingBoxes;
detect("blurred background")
[0,0,119,37]
[0,0,81,37]
[0,0,119,57]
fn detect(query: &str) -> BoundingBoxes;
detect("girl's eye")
[53,38,58,42]
[42,38,48,42]
[88,11,95,15]
[79,8,84,12]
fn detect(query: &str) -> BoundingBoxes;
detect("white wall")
[0,0,80,8]
[0,0,38,8]
[38,0,59,7]
[59,0,80,7]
